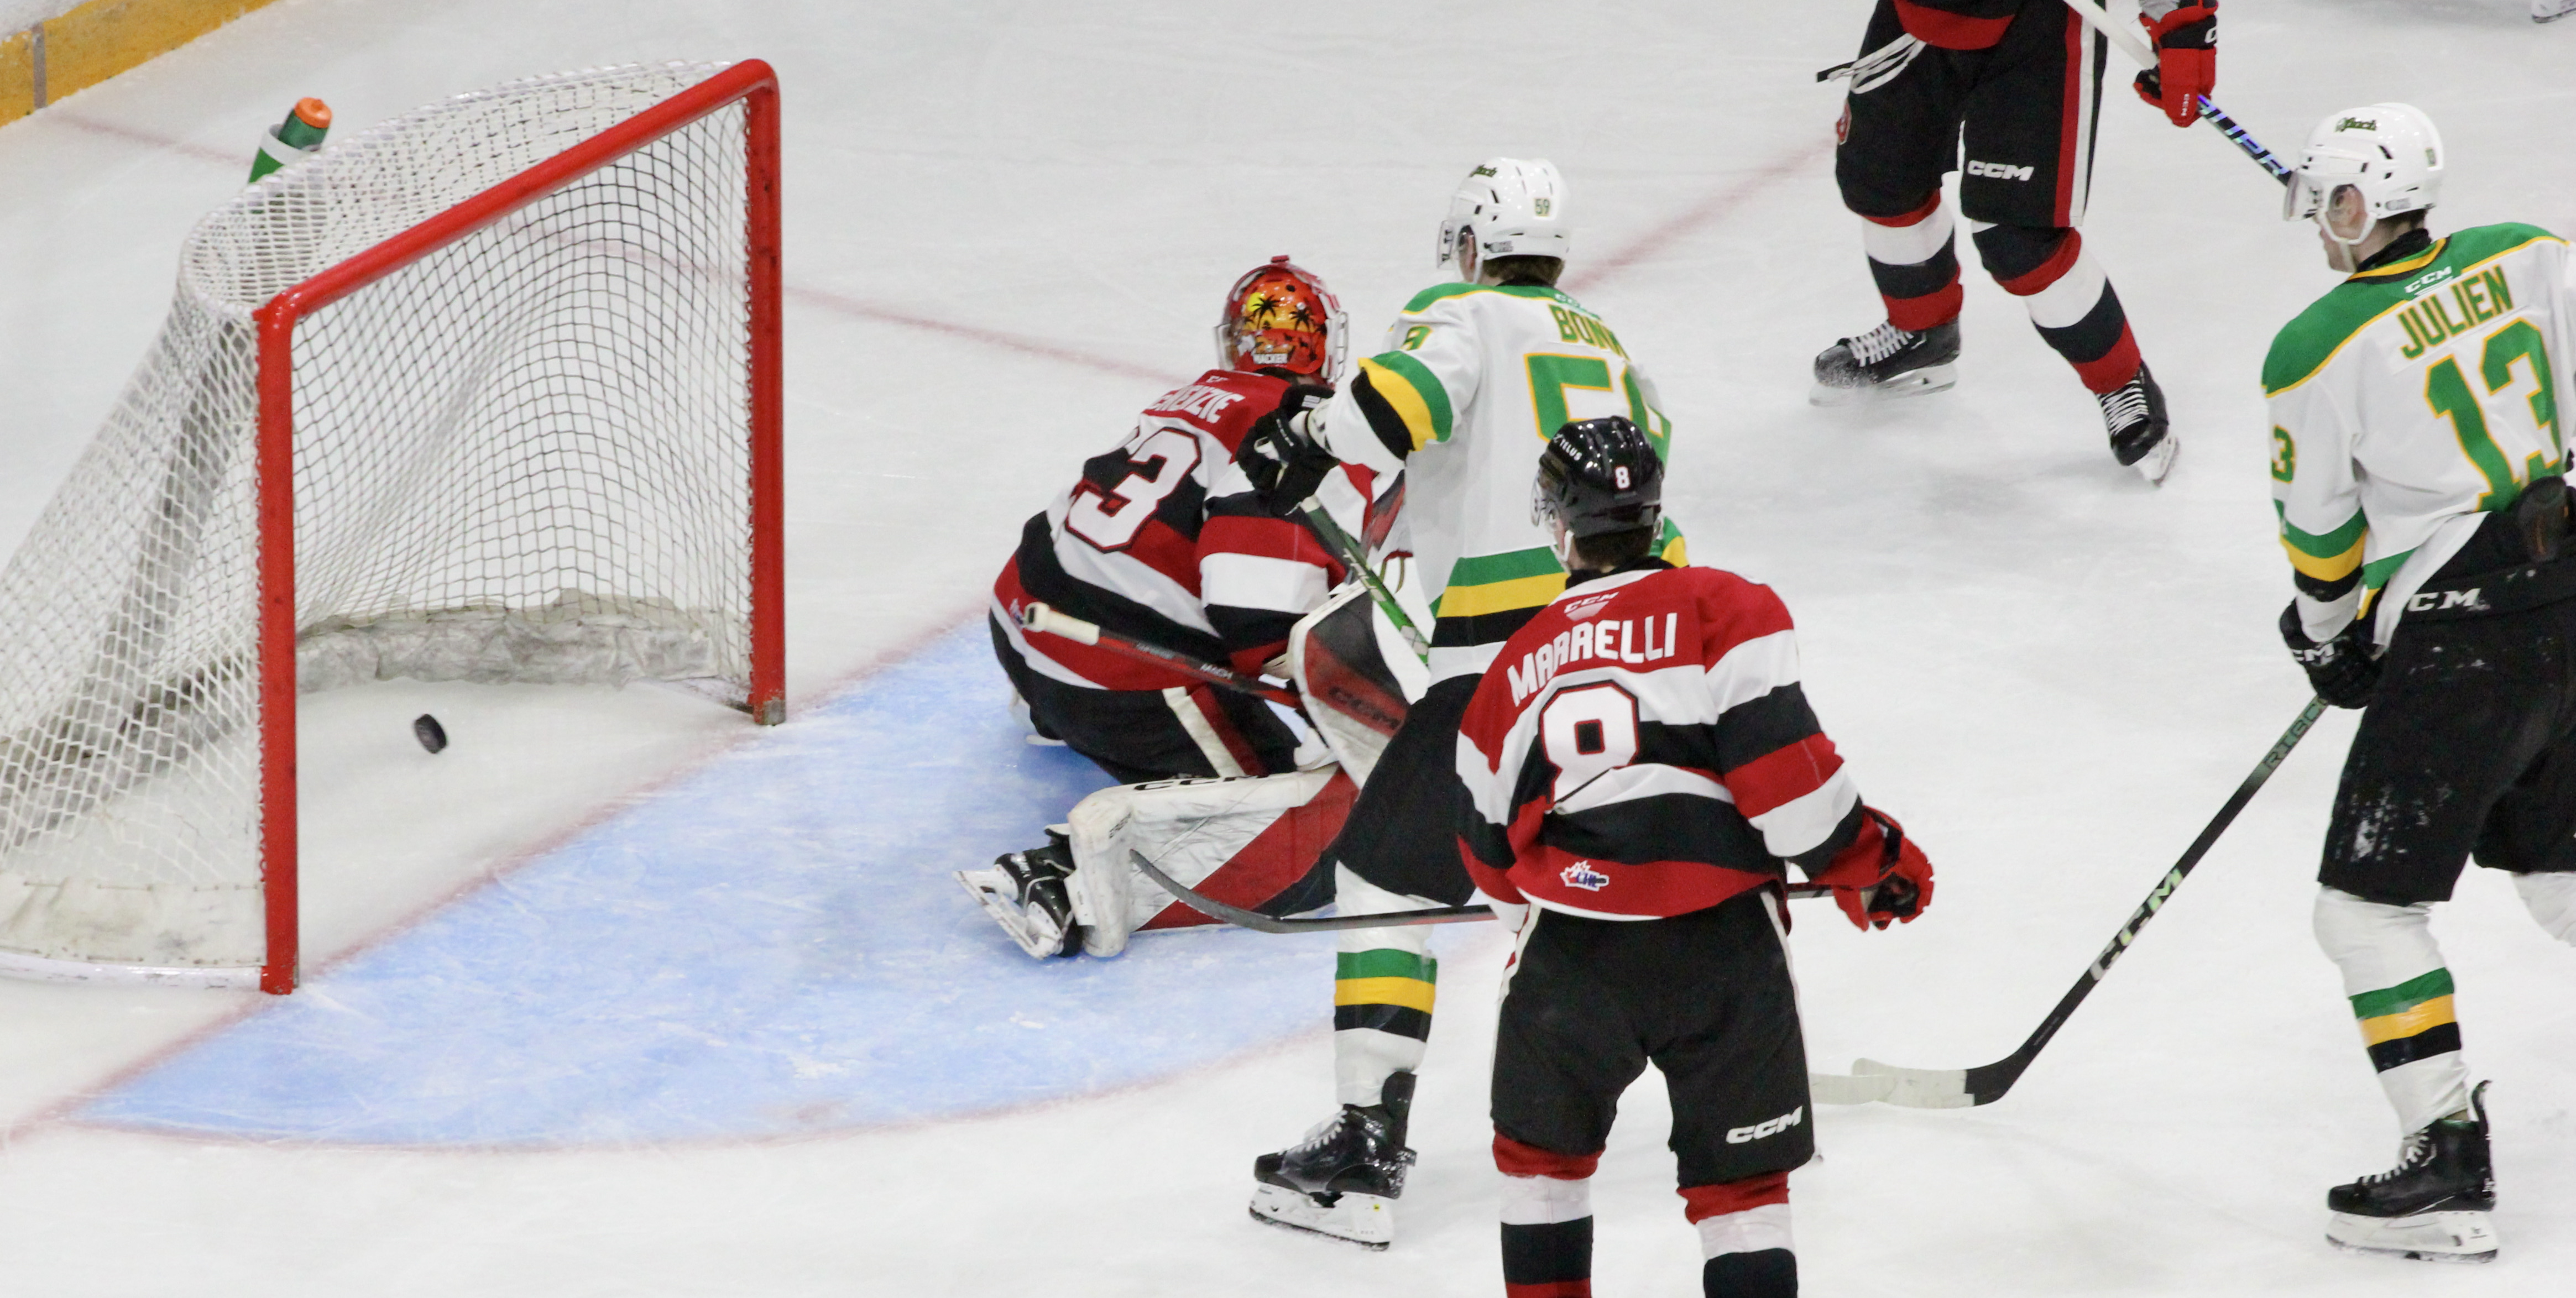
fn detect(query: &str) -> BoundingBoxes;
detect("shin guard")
[1335,864,1438,1107]
[1973,223,2141,394]
[1859,193,1962,332]
[2314,886,2470,1133]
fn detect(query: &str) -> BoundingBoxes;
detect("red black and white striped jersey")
[1454,561,1869,920]
[992,368,1375,692]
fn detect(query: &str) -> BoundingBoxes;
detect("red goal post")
[0,62,783,996]
[249,61,786,994]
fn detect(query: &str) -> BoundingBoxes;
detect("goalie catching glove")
[1813,807,1935,931]
[1236,382,1339,516]
[2131,1,2217,129]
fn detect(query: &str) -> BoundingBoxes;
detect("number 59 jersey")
[1319,284,1681,684]
[1453,562,1870,922]
[2266,224,2576,646]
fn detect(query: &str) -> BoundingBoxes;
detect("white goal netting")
[0,63,765,984]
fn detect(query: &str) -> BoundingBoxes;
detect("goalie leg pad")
[1064,767,1354,957]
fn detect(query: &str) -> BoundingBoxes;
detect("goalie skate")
[954,830,1080,959]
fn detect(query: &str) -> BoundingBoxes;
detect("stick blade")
[1851,1058,1977,1109]
[1809,1070,1897,1105]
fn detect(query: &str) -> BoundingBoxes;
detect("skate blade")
[953,870,1071,960]
[1809,363,1958,408]
[2130,433,2179,487]
[1248,1183,1394,1250]
[2326,1210,2497,1263]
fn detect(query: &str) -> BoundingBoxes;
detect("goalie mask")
[1217,255,1346,381]
[2282,103,2444,243]
[1533,416,1663,544]
[1436,157,1571,275]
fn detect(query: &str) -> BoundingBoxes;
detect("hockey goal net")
[0,61,784,994]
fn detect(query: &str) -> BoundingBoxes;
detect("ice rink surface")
[0,0,2573,1292]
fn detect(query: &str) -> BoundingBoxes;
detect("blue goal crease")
[81,623,1339,1147]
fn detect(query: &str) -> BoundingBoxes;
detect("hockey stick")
[1019,603,1303,711]
[1811,695,2329,1108]
[2057,0,2292,185]
[1133,850,1830,934]
[1297,494,1433,664]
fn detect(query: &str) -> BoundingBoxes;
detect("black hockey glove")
[2280,603,2379,709]
[1237,383,1338,517]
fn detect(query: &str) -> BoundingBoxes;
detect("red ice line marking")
[4,119,1828,1150]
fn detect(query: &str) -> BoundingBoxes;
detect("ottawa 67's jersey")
[1454,562,1869,920]
[1318,284,1683,684]
[994,368,1373,692]
[2266,224,2576,646]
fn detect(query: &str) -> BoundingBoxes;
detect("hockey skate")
[2537,0,2575,24]
[1810,319,1959,406]
[1248,1072,1417,1249]
[954,829,1083,959]
[2326,1082,2497,1263]
[2099,363,2177,486]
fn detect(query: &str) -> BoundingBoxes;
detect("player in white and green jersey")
[2266,103,2576,1265]
[1241,158,1683,1250]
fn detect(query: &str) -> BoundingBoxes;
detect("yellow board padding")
[2359,995,2457,1047]
[2,0,285,127]
[1333,976,1438,1014]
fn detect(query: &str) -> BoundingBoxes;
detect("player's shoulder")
[2264,226,2567,396]
[2439,222,2564,265]
[1397,281,1577,317]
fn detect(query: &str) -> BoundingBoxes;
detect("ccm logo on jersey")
[1727,1106,1804,1145]
[1561,593,1618,621]
[1964,159,2035,182]
[2408,588,2486,613]
[1560,861,1611,892]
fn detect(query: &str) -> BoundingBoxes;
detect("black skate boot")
[2326,1081,2496,1263]
[953,828,1082,959]
[1248,1071,1418,1249]
[2098,362,2177,485]
[1810,318,1960,406]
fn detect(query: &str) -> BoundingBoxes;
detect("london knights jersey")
[2265,225,2576,646]
[993,367,1375,692]
[1453,561,1877,921]
[1318,283,1684,684]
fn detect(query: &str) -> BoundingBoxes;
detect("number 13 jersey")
[1453,561,1872,921]
[1319,284,1683,684]
[2266,224,2576,646]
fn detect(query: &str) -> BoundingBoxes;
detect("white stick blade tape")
[1852,1058,1977,1109]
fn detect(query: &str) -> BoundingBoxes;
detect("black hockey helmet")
[1533,416,1663,539]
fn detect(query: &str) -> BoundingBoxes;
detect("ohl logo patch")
[1561,861,1610,891]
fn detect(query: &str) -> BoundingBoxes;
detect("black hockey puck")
[413,713,448,754]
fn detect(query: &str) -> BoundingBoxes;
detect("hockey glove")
[2132,2,2217,128]
[1823,807,1935,931]
[1237,383,1339,517]
[2280,603,2379,709]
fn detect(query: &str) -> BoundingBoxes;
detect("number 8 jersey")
[1319,284,1684,684]
[2267,224,2576,646]
[1453,561,1875,920]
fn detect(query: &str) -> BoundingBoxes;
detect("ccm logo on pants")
[1965,159,2035,181]
[1726,1106,1805,1145]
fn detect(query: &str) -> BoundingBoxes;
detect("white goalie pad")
[1065,766,1356,957]
[1286,577,1425,786]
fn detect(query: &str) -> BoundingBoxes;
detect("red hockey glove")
[2131,2,2216,128]
[1822,807,1935,931]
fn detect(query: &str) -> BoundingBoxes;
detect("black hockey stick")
[1132,850,1831,934]
[2056,0,2293,186]
[1018,603,1303,711]
[1297,494,1431,664]
[1811,695,2329,1108]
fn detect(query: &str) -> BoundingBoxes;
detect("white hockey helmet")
[1436,158,1570,274]
[2282,103,2444,228]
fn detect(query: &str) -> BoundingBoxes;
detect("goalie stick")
[1132,850,1830,934]
[2056,0,2292,185]
[1018,603,1303,711]
[1810,695,2329,1108]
